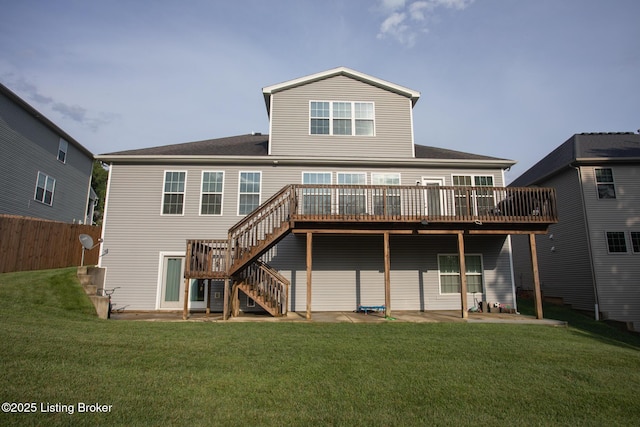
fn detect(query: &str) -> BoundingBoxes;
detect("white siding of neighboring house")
[269,75,415,158]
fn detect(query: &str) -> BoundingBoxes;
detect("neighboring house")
[0,83,96,224]
[510,132,640,331]
[96,67,556,319]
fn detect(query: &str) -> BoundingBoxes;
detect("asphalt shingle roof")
[510,132,640,187]
[102,133,509,162]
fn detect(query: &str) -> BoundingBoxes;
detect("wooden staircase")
[186,185,296,317]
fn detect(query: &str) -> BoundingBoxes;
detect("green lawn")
[1,268,639,426]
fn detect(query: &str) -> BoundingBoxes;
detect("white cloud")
[377,0,475,46]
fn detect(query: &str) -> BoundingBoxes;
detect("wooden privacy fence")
[0,215,102,273]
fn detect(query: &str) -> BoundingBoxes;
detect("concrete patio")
[111,310,567,326]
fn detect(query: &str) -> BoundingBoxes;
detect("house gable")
[264,68,420,159]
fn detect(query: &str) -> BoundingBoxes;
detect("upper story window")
[200,171,224,215]
[238,171,261,215]
[162,171,186,215]
[310,101,374,136]
[595,168,616,199]
[57,138,68,163]
[337,172,366,215]
[631,232,640,253]
[452,175,495,216]
[606,231,627,253]
[34,171,55,205]
[372,173,401,216]
[302,172,332,215]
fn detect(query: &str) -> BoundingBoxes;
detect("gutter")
[94,154,515,169]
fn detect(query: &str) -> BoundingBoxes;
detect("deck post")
[206,280,211,317]
[222,277,230,320]
[457,232,468,319]
[529,233,544,319]
[182,277,190,320]
[383,232,391,318]
[306,232,312,320]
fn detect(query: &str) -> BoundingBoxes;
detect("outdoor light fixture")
[420,219,429,226]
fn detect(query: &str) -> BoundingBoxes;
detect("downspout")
[503,168,518,312]
[573,164,600,320]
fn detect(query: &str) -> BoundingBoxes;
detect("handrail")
[237,260,289,316]
[228,185,295,275]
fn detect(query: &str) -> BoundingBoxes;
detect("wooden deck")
[183,184,557,320]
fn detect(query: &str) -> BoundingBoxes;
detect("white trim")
[605,231,629,254]
[34,171,56,206]
[594,167,617,199]
[263,67,420,105]
[199,170,225,216]
[506,235,518,312]
[267,95,274,155]
[437,253,484,295]
[156,251,186,310]
[237,171,262,216]
[160,170,187,216]
[98,164,113,268]
[409,98,416,158]
[309,100,375,137]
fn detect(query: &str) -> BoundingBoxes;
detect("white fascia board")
[262,67,421,113]
[95,154,515,169]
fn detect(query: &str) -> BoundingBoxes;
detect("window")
[473,176,495,216]
[162,171,186,215]
[57,138,68,163]
[310,102,330,134]
[310,101,375,136]
[631,232,640,253]
[606,232,627,253]
[595,168,616,199]
[200,171,224,215]
[372,173,401,216]
[34,172,55,205]
[453,175,494,216]
[302,172,332,215]
[337,173,366,215]
[238,172,261,215]
[438,254,483,294]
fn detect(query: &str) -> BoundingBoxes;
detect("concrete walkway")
[111,310,567,327]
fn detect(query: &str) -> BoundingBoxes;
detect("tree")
[91,160,109,225]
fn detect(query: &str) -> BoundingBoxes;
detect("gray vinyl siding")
[101,161,508,311]
[268,234,514,312]
[269,75,414,158]
[0,94,93,223]
[580,165,640,328]
[513,168,595,310]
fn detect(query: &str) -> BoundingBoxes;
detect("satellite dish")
[79,234,103,266]
[79,234,95,250]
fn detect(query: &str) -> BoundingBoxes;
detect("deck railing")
[290,184,557,224]
[185,239,228,278]
[235,260,289,316]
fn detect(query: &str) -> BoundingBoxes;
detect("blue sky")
[1,0,639,182]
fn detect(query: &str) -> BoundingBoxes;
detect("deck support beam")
[222,277,230,321]
[306,232,313,320]
[457,232,468,319]
[530,233,544,319]
[182,277,190,320]
[383,232,391,318]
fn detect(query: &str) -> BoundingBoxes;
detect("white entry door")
[422,178,446,216]
[160,256,185,309]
